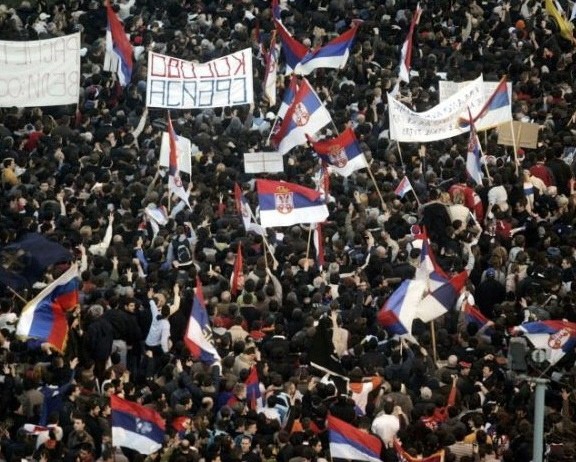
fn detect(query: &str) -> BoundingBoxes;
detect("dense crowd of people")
[2,0,576,462]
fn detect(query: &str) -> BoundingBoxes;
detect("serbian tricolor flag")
[245,365,262,410]
[377,279,426,335]
[394,439,445,462]
[328,415,382,462]
[167,112,191,208]
[274,19,308,73]
[256,179,329,228]
[466,108,483,185]
[398,3,422,83]
[263,30,279,106]
[294,24,359,75]
[415,271,468,323]
[278,74,299,119]
[105,0,133,86]
[272,78,332,155]
[460,77,511,128]
[16,264,79,352]
[234,183,264,235]
[230,242,245,297]
[111,395,165,455]
[462,301,494,335]
[184,277,221,365]
[308,128,367,177]
[415,232,448,292]
[394,176,414,198]
[514,320,576,365]
[271,0,281,21]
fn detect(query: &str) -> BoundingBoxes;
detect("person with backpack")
[163,224,196,269]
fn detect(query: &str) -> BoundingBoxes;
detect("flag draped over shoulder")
[398,3,422,83]
[167,112,191,208]
[16,264,79,352]
[111,395,165,455]
[256,179,329,228]
[105,0,133,86]
[272,78,332,155]
[184,277,221,365]
[328,415,382,462]
[308,128,367,177]
[515,320,576,364]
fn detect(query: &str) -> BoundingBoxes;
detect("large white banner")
[388,76,512,142]
[244,151,284,173]
[0,33,81,107]
[147,49,253,109]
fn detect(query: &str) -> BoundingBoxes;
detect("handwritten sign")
[244,151,284,173]
[146,49,253,109]
[0,33,81,107]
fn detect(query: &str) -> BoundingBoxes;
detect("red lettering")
[181,61,196,79]
[198,62,215,79]
[167,58,181,78]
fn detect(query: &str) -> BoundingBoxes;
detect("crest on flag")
[293,102,310,126]
[136,418,153,435]
[275,186,294,214]
[549,328,571,349]
[328,145,348,168]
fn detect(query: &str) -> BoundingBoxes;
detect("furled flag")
[415,232,449,292]
[294,24,359,75]
[230,242,245,297]
[398,3,423,83]
[234,183,264,235]
[271,0,281,21]
[394,176,414,199]
[308,128,367,177]
[16,264,79,352]
[105,0,133,86]
[263,30,279,106]
[256,179,329,228]
[245,365,262,410]
[377,279,427,335]
[184,277,221,365]
[274,19,309,73]
[111,394,165,455]
[278,74,299,119]
[167,112,191,208]
[312,222,325,270]
[460,77,511,127]
[272,78,332,155]
[545,0,575,43]
[394,439,445,462]
[514,320,576,364]
[415,271,468,323]
[466,108,483,185]
[328,415,382,462]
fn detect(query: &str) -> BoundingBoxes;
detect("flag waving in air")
[514,320,576,364]
[272,78,332,155]
[184,277,221,365]
[394,176,414,198]
[16,264,79,352]
[398,3,423,83]
[277,75,299,119]
[111,395,165,454]
[105,0,133,86]
[274,19,309,73]
[377,279,426,335]
[328,415,382,462]
[234,183,264,235]
[230,242,245,297]
[308,128,367,177]
[263,30,279,106]
[466,108,483,185]
[256,179,329,228]
[167,112,191,208]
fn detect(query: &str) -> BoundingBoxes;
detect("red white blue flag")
[111,395,165,455]
[105,0,133,86]
[308,128,367,177]
[328,415,382,462]
[16,264,79,352]
[167,112,191,208]
[515,320,576,364]
[256,179,329,228]
[184,277,221,365]
[272,78,332,155]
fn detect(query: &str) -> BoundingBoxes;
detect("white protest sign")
[243,151,284,173]
[146,49,253,109]
[159,132,192,175]
[388,76,485,142]
[0,33,81,107]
